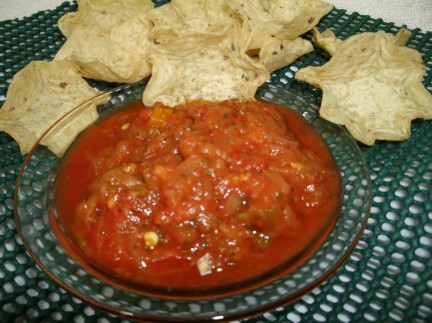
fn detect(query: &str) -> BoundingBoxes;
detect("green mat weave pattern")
[1,1,431,322]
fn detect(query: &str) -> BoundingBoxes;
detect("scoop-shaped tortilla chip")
[147,0,238,35]
[143,25,269,107]
[257,37,313,73]
[224,0,332,73]
[311,28,343,56]
[58,0,154,38]
[148,0,329,74]
[227,0,333,51]
[0,61,110,156]
[296,28,432,145]
[55,17,153,83]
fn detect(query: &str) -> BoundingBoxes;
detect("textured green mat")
[1,1,431,322]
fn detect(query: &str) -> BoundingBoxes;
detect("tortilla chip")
[142,0,333,105]
[55,17,153,83]
[143,26,269,107]
[148,0,330,74]
[296,28,432,145]
[0,61,110,156]
[147,0,237,36]
[257,37,313,73]
[226,0,333,52]
[311,28,343,55]
[58,0,154,38]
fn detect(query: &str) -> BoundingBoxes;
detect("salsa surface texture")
[55,99,341,292]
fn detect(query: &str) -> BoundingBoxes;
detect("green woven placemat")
[1,1,431,322]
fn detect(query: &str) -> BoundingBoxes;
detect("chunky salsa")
[54,99,341,292]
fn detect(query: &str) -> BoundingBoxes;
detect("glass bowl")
[14,80,372,322]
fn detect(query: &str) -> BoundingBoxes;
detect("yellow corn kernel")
[121,123,130,130]
[107,197,115,209]
[290,162,304,170]
[144,231,159,248]
[239,172,251,181]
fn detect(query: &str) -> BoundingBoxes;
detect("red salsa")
[55,99,341,292]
